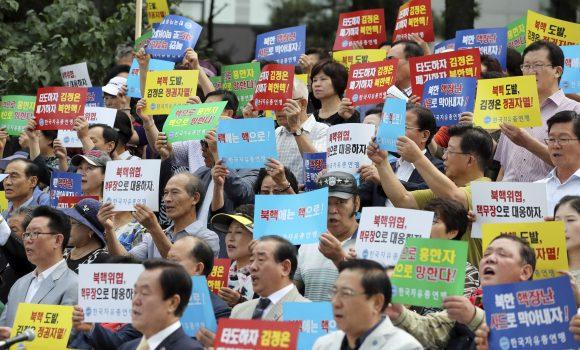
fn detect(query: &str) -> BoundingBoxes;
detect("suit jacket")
[313,317,423,350]
[231,285,309,321]
[0,260,78,327]
[119,326,203,350]
[0,234,35,303]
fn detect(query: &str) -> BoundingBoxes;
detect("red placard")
[392,0,435,42]
[57,195,99,209]
[251,64,294,111]
[214,318,301,350]
[409,48,481,98]
[208,258,232,294]
[344,59,398,106]
[333,9,387,51]
[34,87,87,130]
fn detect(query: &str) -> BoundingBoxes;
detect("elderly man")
[2,159,50,220]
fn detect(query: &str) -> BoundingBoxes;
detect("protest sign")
[332,49,387,70]
[455,27,508,70]
[0,95,35,136]
[57,195,99,209]
[142,70,198,115]
[58,106,117,148]
[222,62,261,114]
[256,25,306,65]
[254,187,328,245]
[376,97,406,152]
[422,77,477,126]
[49,171,82,207]
[146,15,203,62]
[127,58,176,98]
[473,75,542,129]
[0,191,7,213]
[507,16,526,54]
[146,0,169,25]
[78,264,144,323]
[392,0,434,42]
[215,318,301,350]
[216,118,278,169]
[561,45,580,94]
[86,87,104,107]
[333,9,386,51]
[182,276,217,336]
[59,62,92,87]
[103,159,161,211]
[471,181,548,238]
[303,152,326,192]
[209,76,222,90]
[283,302,337,350]
[34,87,87,130]
[344,59,398,106]
[434,39,455,53]
[409,48,481,98]
[208,258,231,294]
[356,207,433,266]
[484,276,580,350]
[482,221,568,280]
[11,303,73,350]
[391,238,468,308]
[326,123,374,175]
[525,10,580,47]
[251,64,294,111]
[134,30,153,51]
[163,101,226,143]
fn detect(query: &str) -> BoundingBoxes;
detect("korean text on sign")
[561,45,580,94]
[163,101,226,143]
[326,123,374,175]
[507,16,526,54]
[392,0,434,42]
[283,302,337,350]
[221,62,261,114]
[142,70,199,115]
[255,25,306,65]
[376,97,406,152]
[333,9,386,51]
[146,15,203,62]
[145,0,169,25]
[345,59,398,106]
[455,27,508,70]
[214,318,301,350]
[525,10,580,47]
[181,276,217,336]
[34,87,87,131]
[332,49,387,70]
[11,303,74,350]
[422,77,477,126]
[49,171,82,207]
[58,106,117,148]
[103,159,161,211]
[251,64,294,111]
[0,95,36,136]
[207,258,231,294]
[127,58,176,98]
[303,152,326,192]
[59,62,92,87]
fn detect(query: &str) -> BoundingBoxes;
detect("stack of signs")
[254,187,328,245]
[49,171,82,207]
[222,62,261,114]
[355,207,433,266]
[376,97,406,152]
[422,77,477,126]
[214,319,300,350]
[146,15,203,62]
[525,10,580,46]
[303,152,327,192]
[251,64,294,111]
[142,70,199,115]
[145,0,169,25]
[255,26,306,65]
[455,28,508,70]
[85,87,104,107]
[391,237,468,308]
[127,58,176,98]
[392,0,434,42]
[181,276,217,336]
[34,87,87,130]
[470,182,548,238]
[283,302,337,350]
[507,16,526,54]
[344,59,398,106]
[483,276,580,349]
[473,75,542,129]
[163,101,226,143]
[326,123,374,175]
[333,9,386,51]
[207,258,231,295]
[332,49,387,70]
[561,45,580,94]
[59,62,92,87]
[11,304,73,350]
[103,159,162,211]
[58,106,117,148]
[0,95,35,136]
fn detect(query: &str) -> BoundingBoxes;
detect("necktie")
[251,297,272,319]
[135,336,150,350]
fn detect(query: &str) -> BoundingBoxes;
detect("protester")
[71,150,112,199]
[387,40,424,97]
[252,165,299,195]
[555,196,580,288]
[2,159,50,220]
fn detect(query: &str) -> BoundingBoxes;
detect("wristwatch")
[292,128,303,136]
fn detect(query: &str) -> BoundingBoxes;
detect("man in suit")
[0,206,78,334]
[314,259,422,350]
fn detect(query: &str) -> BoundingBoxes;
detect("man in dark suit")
[359,104,444,207]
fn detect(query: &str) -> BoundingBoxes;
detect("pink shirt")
[494,89,580,182]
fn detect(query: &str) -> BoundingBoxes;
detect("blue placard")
[455,27,508,70]
[561,45,580,94]
[146,15,203,62]
[303,152,326,192]
[50,171,82,207]
[422,77,477,126]
[86,87,104,107]
[283,302,337,350]
[216,118,278,169]
[255,25,306,66]
[127,58,176,98]
[434,39,455,54]
[254,187,328,244]
[376,98,406,152]
[483,275,580,350]
[181,276,217,337]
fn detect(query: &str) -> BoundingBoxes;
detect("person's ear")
[445,229,459,240]
[372,293,385,314]
[224,109,235,118]
[555,66,563,79]
[521,264,534,281]
[281,258,292,277]
[168,294,181,315]
[195,261,205,275]
[28,175,38,188]
[192,192,201,206]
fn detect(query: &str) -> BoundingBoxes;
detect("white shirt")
[0,217,11,246]
[261,283,295,317]
[118,150,141,160]
[536,168,580,215]
[143,320,181,350]
[25,259,67,303]
[395,149,427,182]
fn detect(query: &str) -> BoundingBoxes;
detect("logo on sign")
[342,40,349,48]
[352,94,359,103]
[499,337,510,350]
[484,116,491,124]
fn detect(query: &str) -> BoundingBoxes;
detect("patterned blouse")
[227,261,255,302]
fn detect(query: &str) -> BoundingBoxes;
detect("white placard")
[59,62,92,87]
[103,159,161,211]
[326,123,374,175]
[58,107,117,148]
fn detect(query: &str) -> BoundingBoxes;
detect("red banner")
[392,0,435,42]
[214,319,300,350]
[34,87,87,130]
[409,48,481,98]
[57,196,99,209]
[208,258,232,295]
[251,64,294,111]
[333,9,387,51]
[344,59,398,106]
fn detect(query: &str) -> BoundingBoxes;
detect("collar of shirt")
[542,167,580,185]
[280,114,316,134]
[340,317,385,350]
[263,283,294,305]
[166,220,205,240]
[118,150,135,160]
[8,194,35,214]
[33,259,66,281]
[397,149,427,168]
[145,320,181,350]
[544,89,567,108]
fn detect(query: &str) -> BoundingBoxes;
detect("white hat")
[102,76,127,96]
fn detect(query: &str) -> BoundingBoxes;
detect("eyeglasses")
[520,63,554,72]
[405,126,422,130]
[328,286,366,299]
[444,149,470,156]
[544,138,579,145]
[23,231,58,240]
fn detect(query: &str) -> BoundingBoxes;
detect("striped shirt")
[172,140,205,174]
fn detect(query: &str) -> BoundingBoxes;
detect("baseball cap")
[317,171,359,199]
[211,212,254,234]
[71,149,112,167]
[61,198,105,245]
[102,76,127,96]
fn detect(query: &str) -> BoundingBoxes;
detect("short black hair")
[205,89,239,114]
[30,206,71,252]
[305,47,330,61]
[506,47,523,76]
[113,111,133,146]
[481,71,506,79]
[555,195,580,216]
[378,40,393,49]
[310,60,348,97]
[338,259,392,311]
[489,234,536,278]
[142,259,193,317]
[7,158,41,179]
[89,124,119,152]
[424,198,468,240]
[390,40,424,59]
[186,236,215,277]
[406,104,437,146]
[41,130,58,142]
[254,167,299,194]
[523,40,564,82]
[448,124,494,171]
[104,255,142,264]
[480,54,502,73]
[547,110,580,139]
[364,107,383,117]
[257,235,298,280]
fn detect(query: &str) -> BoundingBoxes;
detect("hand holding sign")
[283,99,303,133]
[337,98,355,119]
[396,136,424,163]
[72,305,92,333]
[443,296,477,325]
[211,160,229,187]
[366,137,388,165]
[155,133,173,160]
